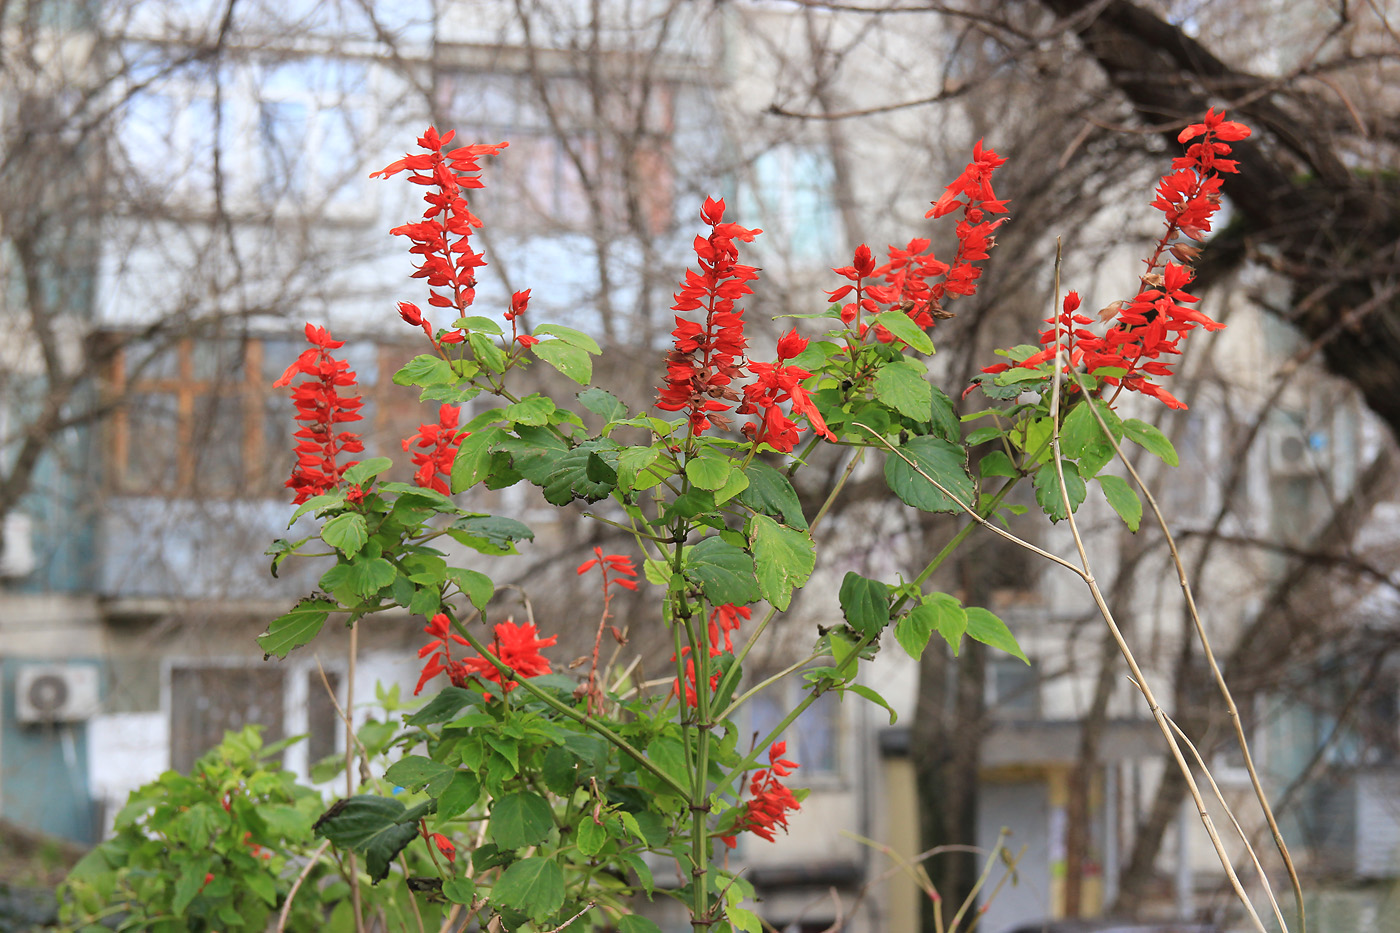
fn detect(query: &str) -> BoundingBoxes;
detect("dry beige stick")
[1070,366,1307,931]
[274,839,331,932]
[1043,255,1272,933]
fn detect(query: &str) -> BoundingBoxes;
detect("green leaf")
[408,686,480,725]
[872,310,935,354]
[685,452,732,491]
[384,756,456,795]
[448,515,535,556]
[258,598,334,659]
[503,395,556,427]
[420,383,483,406]
[1098,474,1143,532]
[348,555,397,597]
[928,386,960,441]
[617,446,661,489]
[452,315,503,335]
[313,796,422,883]
[534,323,601,355]
[532,339,592,384]
[838,572,889,637]
[435,771,482,824]
[576,816,610,857]
[736,460,808,530]
[714,463,750,505]
[894,608,933,660]
[578,387,628,422]
[873,359,934,421]
[1122,418,1179,466]
[748,515,815,612]
[451,425,506,493]
[446,568,494,609]
[965,607,1027,663]
[1033,461,1086,522]
[443,877,476,906]
[491,857,565,922]
[618,916,665,933]
[684,537,761,606]
[922,592,968,654]
[468,332,507,374]
[393,354,455,388]
[341,457,394,487]
[620,851,654,895]
[321,513,368,557]
[979,450,1018,478]
[490,792,554,850]
[846,683,897,724]
[1061,399,1123,461]
[541,441,619,505]
[883,435,974,514]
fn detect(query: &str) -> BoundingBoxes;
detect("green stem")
[447,618,689,798]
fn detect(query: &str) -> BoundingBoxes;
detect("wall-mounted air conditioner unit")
[1269,424,1320,477]
[0,512,36,578]
[15,664,100,723]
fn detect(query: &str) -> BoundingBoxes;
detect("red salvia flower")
[721,742,802,848]
[402,405,468,496]
[738,329,834,453]
[273,323,365,505]
[415,615,557,696]
[372,127,507,329]
[656,197,761,435]
[673,603,749,704]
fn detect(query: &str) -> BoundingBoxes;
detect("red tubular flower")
[402,405,468,496]
[576,547,639,592]
[655,197,761,435]
[415,616,557,696]
[673,603,749,704]
[373,127,508,330]
[721,742,802,848]
[737,329,834,453]
[273,323,364,505]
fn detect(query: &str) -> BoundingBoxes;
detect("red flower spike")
[401,405,468,496]
[724,743,802,848]
[274,324,365,505]
[656,198,761,436]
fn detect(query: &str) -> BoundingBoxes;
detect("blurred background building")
[3,1,1400,931]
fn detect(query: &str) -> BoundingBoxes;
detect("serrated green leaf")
[452,315,503,335]
[873,359,934,421]
[534,323,601,355]
[435,771,482,825]
[748,515,815,612]
[979,450,1018,478]
[1122,418,1178,466]
[490,792,554,850]
[929,386,960,441]
[838,572,889,637]
[393,354,455,388]
[448,515,534,556]
[1061,399,1123,461]
[965,607,1027,663]
[1033,461,1086,522]
[503,395,556,427]
[321,513,368,557]
[684,537,760,606]
[451,425,506,493]
[341,457,394,487]
[541,441,619,505]
[491,857,565,922]
[922,592,968,654]
[384,756,456,795]
[468,332,507,374]
[408,687,480,725]
[443,877,476,906]
[577,816,610,857]
[1098,474,1143,532]
[714,463,750,504]
[873,310,935,354]
[258,598,335,659]
[532,339,592,384]
[446,568,494,609]
[883,435,974,514]
[618,915,665,933]
[894,609,933,660]
[736,460,808,530]
[313,796,422,883]
[685,453,731,491]
[578,387,628,422]
[348,555,396,596]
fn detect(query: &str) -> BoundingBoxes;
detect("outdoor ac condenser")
[15,664,101,723]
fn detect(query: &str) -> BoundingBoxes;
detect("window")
[985,657,1039,719]
[118,53,370,213]
[107,333,422,498]
[746,680,842,779]
[739,144,840,262]
[440,71,676,235]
